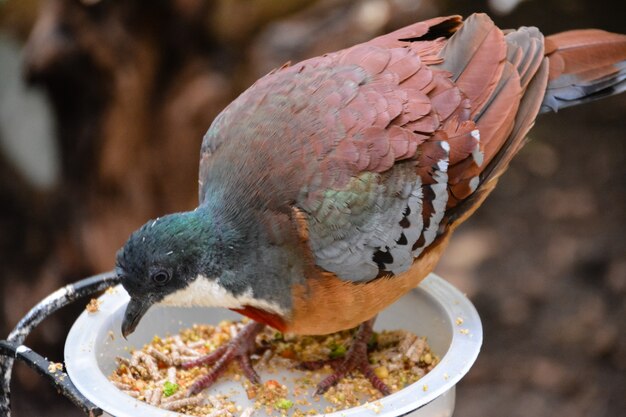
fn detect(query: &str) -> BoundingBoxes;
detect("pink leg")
[183,321,265,395]
[300,317,391,396]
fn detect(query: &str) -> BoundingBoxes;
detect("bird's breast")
[285,232,452,335]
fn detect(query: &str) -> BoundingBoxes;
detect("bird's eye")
[151,270,171,285]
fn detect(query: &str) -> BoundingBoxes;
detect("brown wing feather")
[431,14,529,211]
[434,14,508,118]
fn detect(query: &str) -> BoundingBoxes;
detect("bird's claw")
[300,318,391,396]
[182,319,391,397]
[184,321,265,395]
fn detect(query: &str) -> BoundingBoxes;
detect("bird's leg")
[299,317,390,396]
[183,321,265,395]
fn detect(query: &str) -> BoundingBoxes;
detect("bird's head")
[116,210,222,338]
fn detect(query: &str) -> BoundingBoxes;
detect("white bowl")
[64,273,482,417]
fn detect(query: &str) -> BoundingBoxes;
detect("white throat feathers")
[159,275,285,316]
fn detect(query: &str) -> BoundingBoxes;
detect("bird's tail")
[440,18,626,228]
[540,29,626,113]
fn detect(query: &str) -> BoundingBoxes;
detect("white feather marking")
[472,147,484,167]
[469,176,480,193]
[470,129,484,167]
[159,275,285,316]
[165,251,173,256]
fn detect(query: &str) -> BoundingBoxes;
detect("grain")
[109,320,439,416]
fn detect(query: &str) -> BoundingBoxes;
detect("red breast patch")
[230,306,287,332]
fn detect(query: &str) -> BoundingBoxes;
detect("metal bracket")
[0,271,120,416]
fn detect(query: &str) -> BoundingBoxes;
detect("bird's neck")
[170,206,239,277]
[159,207,290,324]
[164,202,303,327]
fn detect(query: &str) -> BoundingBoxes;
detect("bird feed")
[109,319,439,416]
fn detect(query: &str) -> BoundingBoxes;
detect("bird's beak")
[121,297,152,339]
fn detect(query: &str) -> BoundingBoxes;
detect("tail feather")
[440,19,625,227]
[541,29,626,112]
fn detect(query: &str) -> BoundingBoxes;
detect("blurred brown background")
[0,0,624,416]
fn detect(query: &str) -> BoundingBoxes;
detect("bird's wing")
[198,15,462,208]
[199,14,549,282]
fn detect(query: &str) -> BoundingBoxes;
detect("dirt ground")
[2,0,625,416]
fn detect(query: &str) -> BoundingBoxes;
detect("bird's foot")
[299,318,391,396]
[183,321,265,395]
